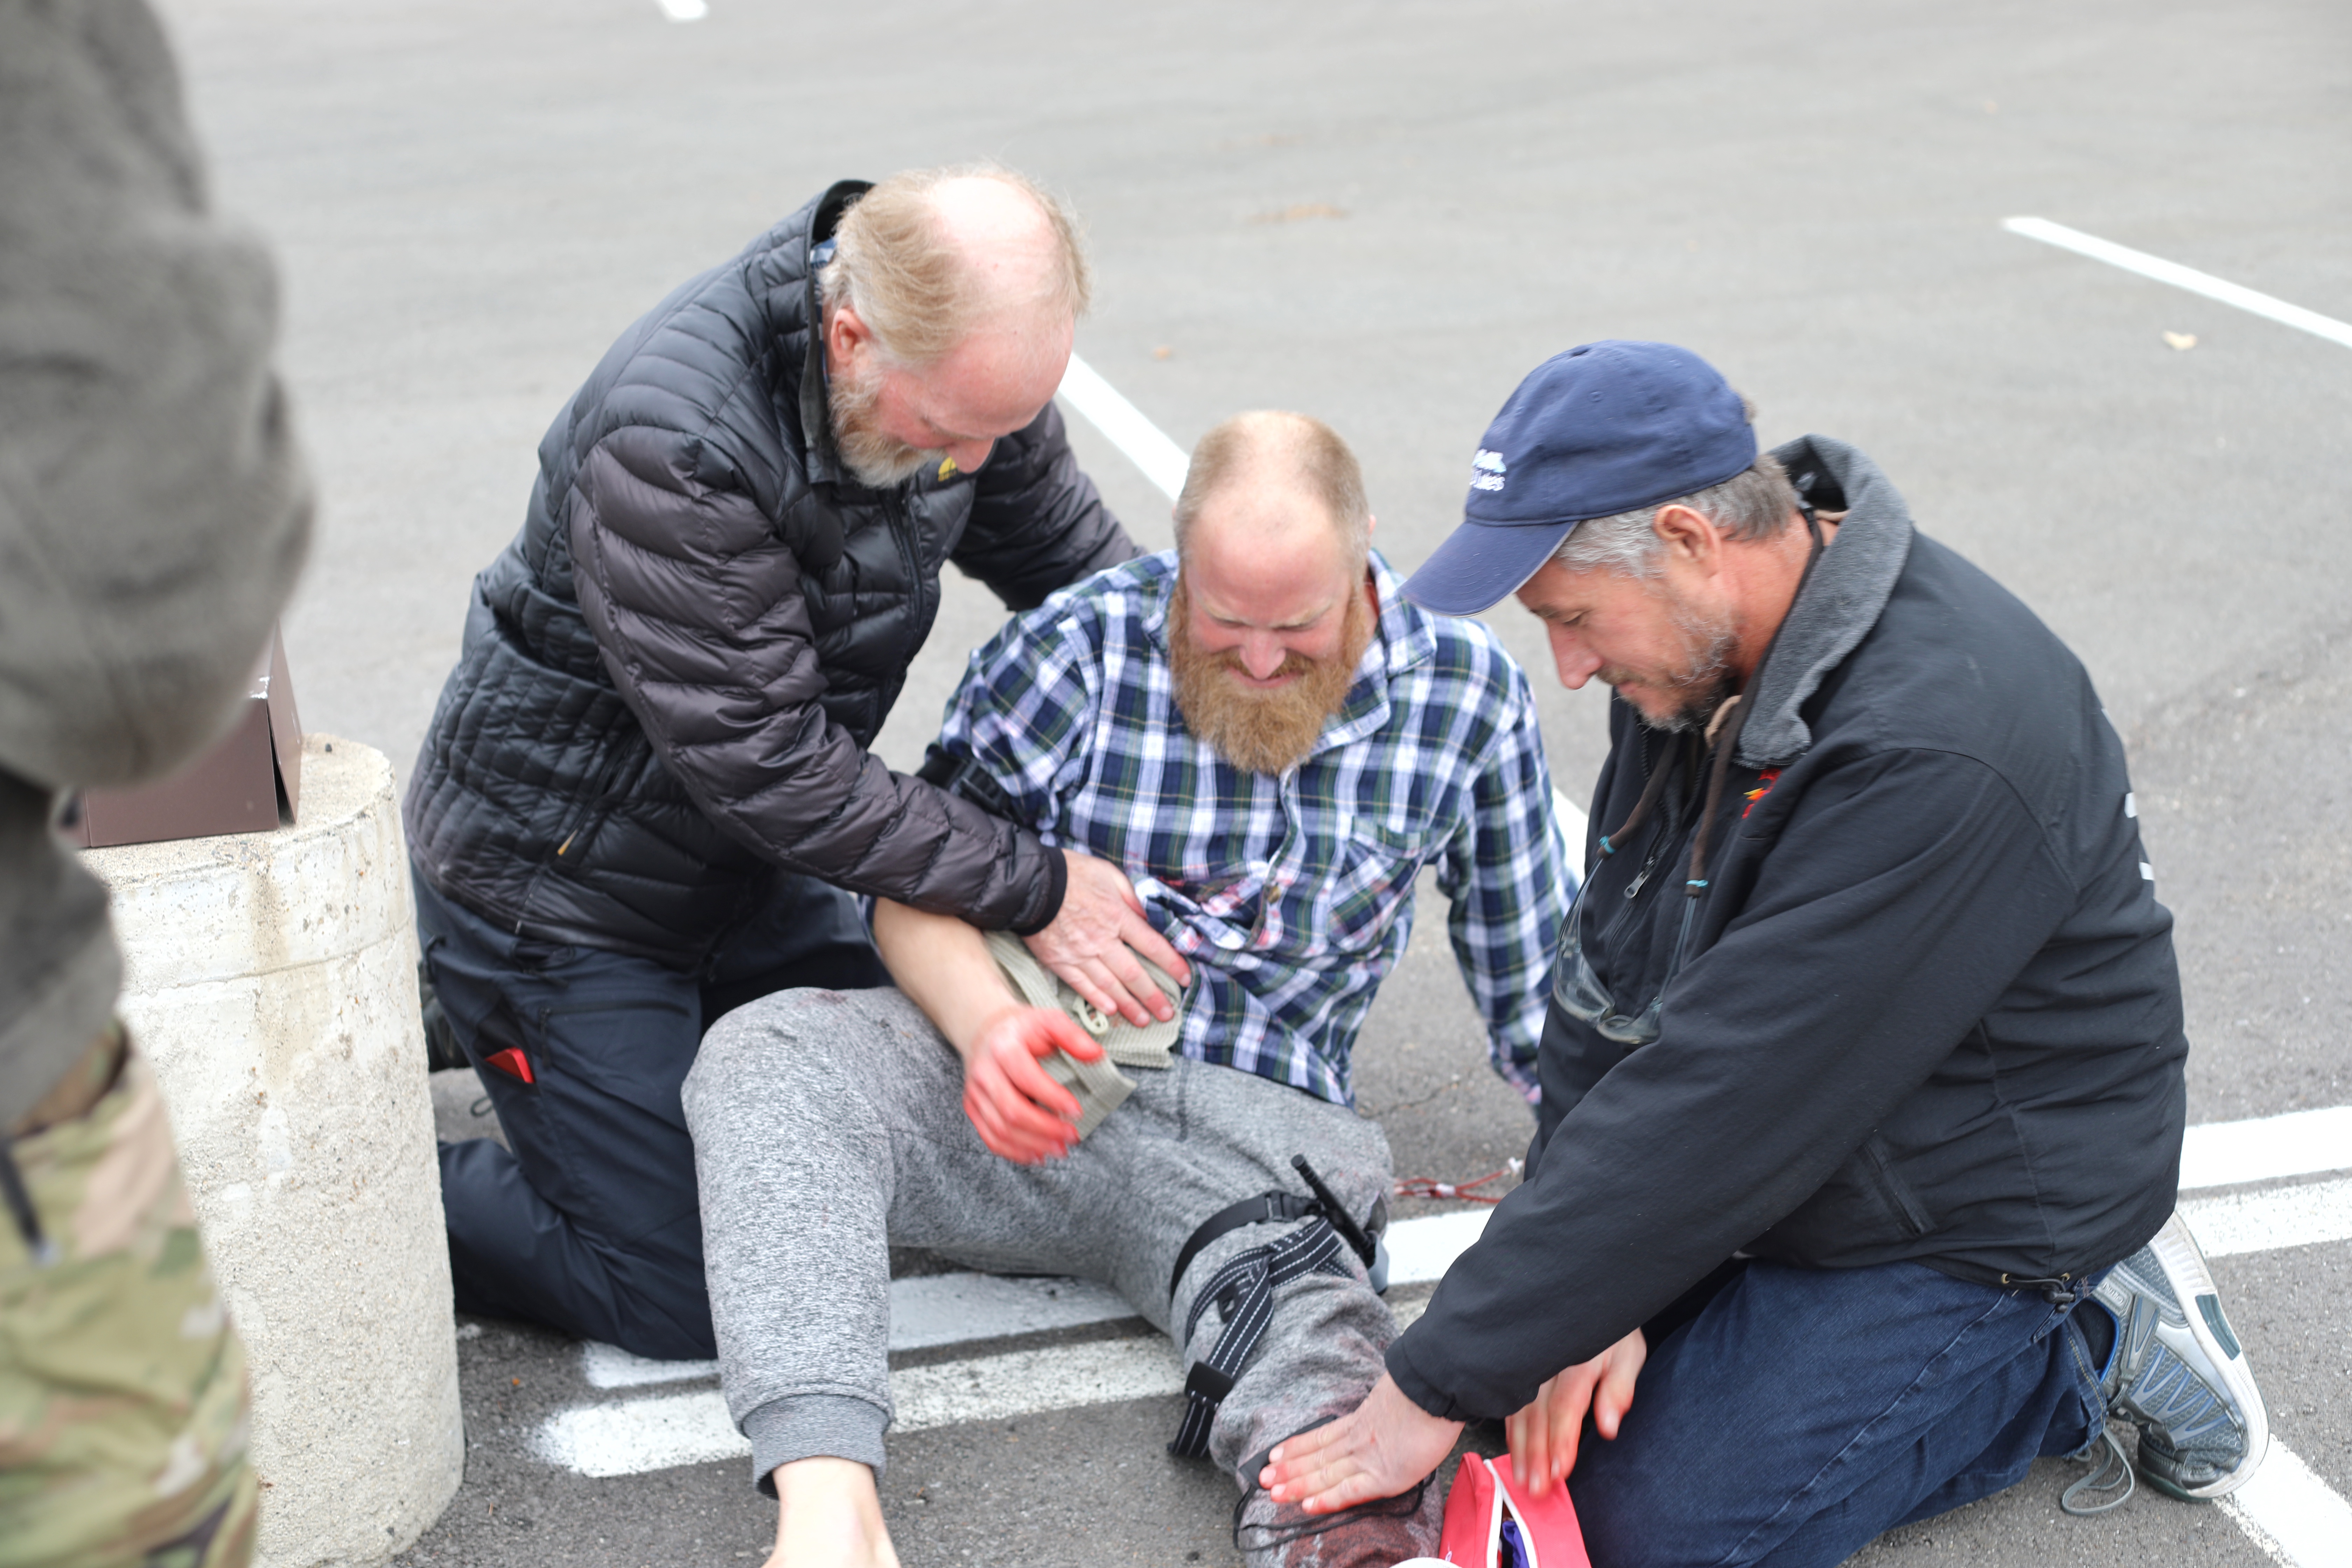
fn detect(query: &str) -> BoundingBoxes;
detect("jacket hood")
[1738,435,1914,768]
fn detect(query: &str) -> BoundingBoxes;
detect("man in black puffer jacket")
[404,167,1184,1360]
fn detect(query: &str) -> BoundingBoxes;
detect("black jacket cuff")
[1382,1332,1469,1422]
[1011,842,1066,937]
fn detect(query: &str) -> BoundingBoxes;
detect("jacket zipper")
[1624,840,1667,901]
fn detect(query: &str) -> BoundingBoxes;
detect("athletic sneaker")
[2091,1210,2270,1499]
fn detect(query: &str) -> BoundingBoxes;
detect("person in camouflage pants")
[0,1029,256,1568]
[1,0,310,1562]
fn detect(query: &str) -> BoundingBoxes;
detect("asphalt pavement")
[149,1,2350,1564]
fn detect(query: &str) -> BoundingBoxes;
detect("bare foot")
[764,1456,900,1568]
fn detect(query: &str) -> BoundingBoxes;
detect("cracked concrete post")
[83,735,462,1567]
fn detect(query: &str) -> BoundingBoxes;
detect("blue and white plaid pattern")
[937,550,1573,1107]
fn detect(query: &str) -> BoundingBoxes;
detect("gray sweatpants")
[683,986,1442,1565]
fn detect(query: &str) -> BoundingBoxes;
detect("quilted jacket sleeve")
[951,400,1139,610]
[566,423,1064,932]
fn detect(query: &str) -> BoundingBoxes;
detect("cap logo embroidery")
[1470,449,1508,492]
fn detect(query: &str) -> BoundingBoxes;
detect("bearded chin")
[1168,579,1374,775]
[1645,670,1738,734]
[1618,606,1738,734]
[828,362,938,489]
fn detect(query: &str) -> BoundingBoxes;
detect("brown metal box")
[69,626,304,849]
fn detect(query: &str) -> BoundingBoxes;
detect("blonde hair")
[1174,411,1371,567]
[817,163,1090,366]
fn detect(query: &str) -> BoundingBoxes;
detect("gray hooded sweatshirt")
[0,0,312,1127]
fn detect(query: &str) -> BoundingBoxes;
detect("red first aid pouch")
[1423,1451,1590,1568]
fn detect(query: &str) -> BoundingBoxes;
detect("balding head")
[819,164,1089,367]
[1172,411,1371,577]
[818,166,1088,488]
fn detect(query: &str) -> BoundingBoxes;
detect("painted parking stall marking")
[1056,354,1192,502]
[2002,218,2352,352]
[2218,1442,2352,1568]
[535,1098,2348,1474]
[534,1105,2352,1567]
[2178,1104,2352,1191]
[2180,1174,2352,1259]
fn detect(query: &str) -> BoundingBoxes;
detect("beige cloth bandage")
[983,930,1185,1140]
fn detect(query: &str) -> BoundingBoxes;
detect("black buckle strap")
[1168,1218,1350,1459]
[1288,1154,1377,1269]
[1163,1154,1384,1461]
[1183,1360,1237,1407]
[1167,1191,1316,1303]
[1164,1154,1377,1304]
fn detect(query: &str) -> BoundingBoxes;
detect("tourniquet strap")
[1167,1191,1320,1303]
[1167,1217,1352,1460]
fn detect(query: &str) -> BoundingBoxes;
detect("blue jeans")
[415,869,888,1360]
[1568,1258,2106,1568]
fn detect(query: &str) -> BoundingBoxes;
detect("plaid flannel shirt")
[937,550,1573,1107]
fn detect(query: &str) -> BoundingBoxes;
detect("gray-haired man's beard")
[828,359,939,489]
[1167,578,1376,776]
[1602,599,1738,735]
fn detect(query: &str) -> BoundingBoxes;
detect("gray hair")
[1552,452,1800,579]
[816,163,1089,367]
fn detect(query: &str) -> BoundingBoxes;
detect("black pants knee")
[415,868,887,1359]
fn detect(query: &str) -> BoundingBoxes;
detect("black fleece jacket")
[1386,436,2186,1422]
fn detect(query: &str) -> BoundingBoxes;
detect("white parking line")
[547,1340,1187,1478]
[2223,1440,2352,1568]
[2002,217,2352,352]
[2181,1174,2352,1258]
[1553,790,1590,853]
[1056,354,1191,502]
[582,1340,717,1390]
[1386,1207,1491,1285]
[2180,1104,2352,1191]
[581,1273,1140,1390]
[559,1337,2351,1563]
[546,1164,2351,1478]
[672,1100,2342,1378]
[894,1337,1181,1433]
[544,1298,1434,1479]
[539,1387,744,1478]
[654,0,708,21]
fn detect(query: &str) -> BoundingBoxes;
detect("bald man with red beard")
[682,411,1575,1568]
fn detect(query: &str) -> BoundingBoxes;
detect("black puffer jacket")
[405,182,1136,966]
[1388,436,2186,1421]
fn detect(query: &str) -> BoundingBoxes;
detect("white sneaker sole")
[2142,1210,2270,1497]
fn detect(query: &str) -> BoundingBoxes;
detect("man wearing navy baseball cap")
[1261,341,2268,1563]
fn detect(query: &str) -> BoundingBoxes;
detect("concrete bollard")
[83,735,462,1567]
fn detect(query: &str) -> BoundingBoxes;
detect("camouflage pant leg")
[0,1046,256,1568]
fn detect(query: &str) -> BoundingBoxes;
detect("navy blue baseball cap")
[1400,341,1757,615]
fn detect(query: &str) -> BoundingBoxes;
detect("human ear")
[1651,504,1722,572]
[826,302,872,372]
